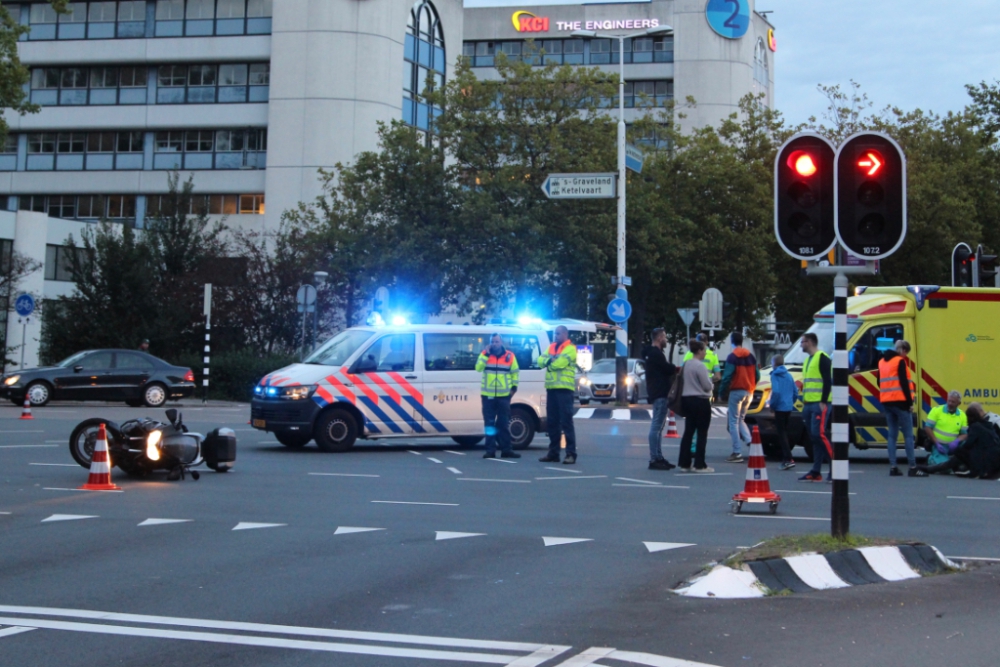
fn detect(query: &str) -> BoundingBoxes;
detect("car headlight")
[625,376,633,385]
[4,375,20,386]
[280,385,316,400]
[580,378,591,386]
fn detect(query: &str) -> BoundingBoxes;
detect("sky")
[463,0,1000,126]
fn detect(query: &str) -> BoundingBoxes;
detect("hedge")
[173,350,298,402]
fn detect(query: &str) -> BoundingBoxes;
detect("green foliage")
[723,533,899,568]
[174,349,297,402]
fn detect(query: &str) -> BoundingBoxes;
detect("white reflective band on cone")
[832,460,849,480]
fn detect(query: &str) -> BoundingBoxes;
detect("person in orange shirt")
[719,331,760,463]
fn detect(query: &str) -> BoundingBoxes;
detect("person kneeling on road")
[642,327,677,471]
[921,390,968,475]
[917,403,1000,478]
[476,333,521,459]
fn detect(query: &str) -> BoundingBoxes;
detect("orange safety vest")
[878,356,914,403]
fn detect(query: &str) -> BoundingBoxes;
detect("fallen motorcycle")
[69,408,236,480]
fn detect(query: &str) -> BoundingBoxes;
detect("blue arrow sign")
[14,293,34,317]
[607,298,631,323]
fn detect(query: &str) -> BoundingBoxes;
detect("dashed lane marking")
[428,458,443,464]
[643,542,695,553]
[0,445,58,449]
[542,537,593,547]
[371,501,459,506]
[407,450,422,456]
[486,457,516,464]
[29,463,78,467]
[41,514,98,523]
[447,467,462,475]
[334,526,385,535]
[232,522,286,531]
[444,450,466,456]
[775,489,857,495]
[138,519,192,527]
[0,430,45,433]
[732,515,829,521]
[615,477,659,485]
[545,466,581,474]
[612,484,690,489]
[535,475,607,481]
[458,478,530,484]
[44,487,123,493]
[947,496,1000,501]
[309,473,380,478]
[435,531,485,541]
[673,472,733,477]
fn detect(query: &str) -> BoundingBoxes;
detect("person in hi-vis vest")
[475,333,521,459]
[538,325,578,465]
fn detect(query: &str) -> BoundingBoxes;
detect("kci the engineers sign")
[512,11,662,34]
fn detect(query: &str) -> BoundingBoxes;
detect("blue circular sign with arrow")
[14,293,34,317]
[607,298,632,323]
[706,0,750,39]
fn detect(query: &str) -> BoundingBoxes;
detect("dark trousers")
[546,389,576,458]
[482,395,512,454]
[774,410,793,462]
[678,396,711,469]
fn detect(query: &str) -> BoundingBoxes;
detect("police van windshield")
[782,319,862,367]
[305,329,375,366]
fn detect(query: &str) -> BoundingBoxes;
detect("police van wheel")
[451,436,483,448]
[315,409,357,452]
[509,407,535,450]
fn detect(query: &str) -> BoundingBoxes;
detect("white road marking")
[0,445,58,449]
[947,496,1000,501]
[436,531,485,541]
[447,467,462,475]
[542,537,593,547]
[949,556,1000,562]
[0,626,36,639]
[774,489,857,495]
[41,514,98,523]
[545,466,581,474]
[371,501,459,506]
[444,450,466,456]
[0,430,45,433]
[573,408,596,419]
[486,457,516,464]
[550,646,615,665]
[732,515,829,521]
[309,472,380,478]
[613,484,690,489]
[535,475,606,481]
[428,458,443,464]
[44,487,123,493]
[407,450,422,456]
[673,472,733,477]
[334,526,385,535]
[0,512,10,515]
[138,519,192,527]
[616,477,659,485]
[45,440,66,443]
[508,646,573,666]
[604,649,723,667]
[611,409,631,421]
[643,542,695,553]
[29,463,78,467]
[458,478,530,484]
[232,522,286,531]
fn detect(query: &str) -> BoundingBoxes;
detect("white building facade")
[0,0,772,365]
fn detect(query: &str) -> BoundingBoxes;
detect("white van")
[250,324,550,452]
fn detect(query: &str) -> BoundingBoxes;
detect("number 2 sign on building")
[705,0,750,39]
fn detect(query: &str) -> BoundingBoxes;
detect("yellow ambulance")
[747,286,1000,459]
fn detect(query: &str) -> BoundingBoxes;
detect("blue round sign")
[706,0,750,39]
[14,293,34,317]
[607,298,632,323]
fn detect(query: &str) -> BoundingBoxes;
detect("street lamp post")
[572,25,673,404]
[312,271,329,352]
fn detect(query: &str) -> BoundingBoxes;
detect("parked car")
[576,357,646,405]
[1,349,196,408]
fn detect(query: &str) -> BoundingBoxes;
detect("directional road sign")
[541,173,616,199]
[14,293,34,317]
[677,308,698,327]
[625,144,645,174]
[607,298,631,323]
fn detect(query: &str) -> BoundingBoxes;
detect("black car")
[1,349,196,408]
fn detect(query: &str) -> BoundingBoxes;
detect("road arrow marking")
[643,542,695,553]
[435,531,485,541]
[138,519,192,527]
[41,514,97,523]
[232,522,286,531]
[543,537,593,547]
[334,527,385,535]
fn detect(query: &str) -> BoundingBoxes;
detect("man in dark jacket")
[918,403,1000,478]
[642,327,677,470]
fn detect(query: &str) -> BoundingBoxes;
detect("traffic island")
[673,534,961,599]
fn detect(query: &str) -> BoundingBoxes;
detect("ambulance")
[250,324,551,452]
[746,286,1000,459]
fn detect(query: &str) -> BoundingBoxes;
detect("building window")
[463,37,674,67]
[45,245,90,281]
[19,131,145,171]
[146,193,264,216]
[30,65,149,105]
[620,80,673,108]
[403,0,445,136]
[155,62,269,103]
[21,195,137,221]
[753,38,769,106]
[153,128,266,169]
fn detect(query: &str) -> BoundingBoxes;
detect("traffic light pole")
[806,262,876,538]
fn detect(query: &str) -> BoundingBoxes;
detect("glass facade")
[403,0,445,134]
[462,36,673,67]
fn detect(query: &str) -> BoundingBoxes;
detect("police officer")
[538,325,578,464]
[798,332,832,482]
[475,333,521,459]
[682,333,721,381]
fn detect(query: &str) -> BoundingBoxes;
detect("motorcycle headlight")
[146,430,162,461]
[4,375,19,386]
[280,385,316,400]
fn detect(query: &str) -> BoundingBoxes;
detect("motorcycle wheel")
[69,419,114,469]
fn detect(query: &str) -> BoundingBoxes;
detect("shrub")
[174,349,298,402]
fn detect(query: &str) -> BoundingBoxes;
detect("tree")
[0,248,42,367]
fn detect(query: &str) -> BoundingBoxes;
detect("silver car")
[576,358,646,405]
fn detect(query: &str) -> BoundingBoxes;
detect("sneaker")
[798,472,824,482]
[483,452,496,459]
[694,466,715,473]
[648,458,675,471]
[678,467,692,473]
[500,451,521,459]
[889,467,903,477]
[563,455,577,465]
[780,461,796,471]
[538,455,560,463]
[725,453,744,463]
[909,467,928,477]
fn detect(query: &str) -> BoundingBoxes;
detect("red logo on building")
[512,11,549,33]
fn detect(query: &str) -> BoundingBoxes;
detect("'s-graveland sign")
[541,173,617,199]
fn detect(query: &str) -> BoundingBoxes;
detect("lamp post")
[312,271,329,352]
[572,25,673,403]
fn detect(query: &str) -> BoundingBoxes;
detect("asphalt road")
[2,402,1000,667]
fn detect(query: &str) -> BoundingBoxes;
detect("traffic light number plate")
[862,247,881,255]
[798,247,815,255]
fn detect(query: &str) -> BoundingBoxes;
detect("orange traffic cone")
[663,411,679,438]
[79,423,121,491]
[732,426,779,513]
[19,395,32,420]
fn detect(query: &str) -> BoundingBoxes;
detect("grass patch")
[724,534,906,568]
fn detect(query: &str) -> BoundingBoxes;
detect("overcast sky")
[464,0,1000,125]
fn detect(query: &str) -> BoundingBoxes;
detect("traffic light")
[835,132,907,260]
[976,244,998,287]
[952,243,973,287]
[774,133,836,260]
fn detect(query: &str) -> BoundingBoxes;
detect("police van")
[250,324,551,451]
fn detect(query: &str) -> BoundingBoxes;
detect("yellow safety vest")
[475,349,519,398]
[926,406,966,443]
[539,340,577,390]
[802,351,829,403]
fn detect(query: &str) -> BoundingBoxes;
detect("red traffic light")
[857,151,883,176]
[787,151,818,177]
